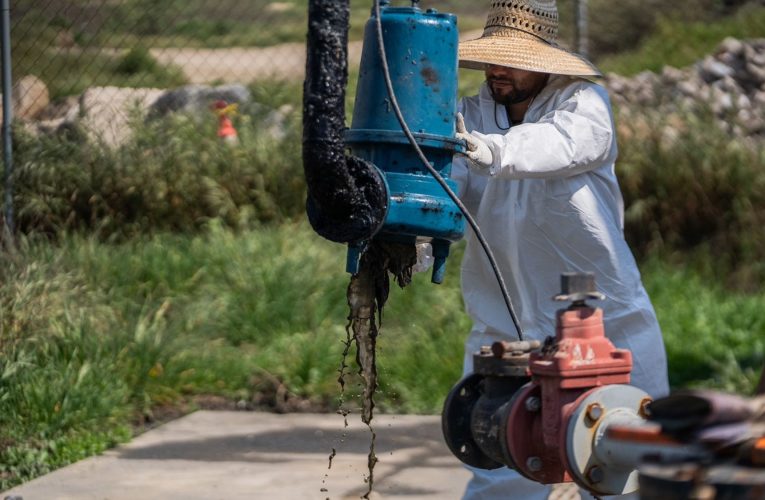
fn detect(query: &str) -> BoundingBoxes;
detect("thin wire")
[493,101,511,131]
[372,0,524,341]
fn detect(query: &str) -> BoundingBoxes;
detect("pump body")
[345,3,465,283]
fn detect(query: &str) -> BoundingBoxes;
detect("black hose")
[372,0,524,341]
[303,0,388,244]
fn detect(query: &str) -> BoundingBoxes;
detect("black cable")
[493,101,512,131]
[372,0,524,341]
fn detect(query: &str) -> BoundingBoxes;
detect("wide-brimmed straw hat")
[459,0,601,77]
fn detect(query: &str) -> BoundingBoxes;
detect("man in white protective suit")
[451,1,670,498]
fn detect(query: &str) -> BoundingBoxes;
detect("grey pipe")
[1,0,13,238]
[302,0,387,244]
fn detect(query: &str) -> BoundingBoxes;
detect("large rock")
[20,95,81,139]
[79,87,164,148]
[12,75,49,120]
[149,84,251,118]
[606,37,765,141]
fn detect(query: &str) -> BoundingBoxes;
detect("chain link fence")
[1,0,745,237]
[4,0,750,132]
[6,1,492,124]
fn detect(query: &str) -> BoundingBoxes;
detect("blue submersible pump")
[302,0,465,285]
[345,0,466,284]
[303,0,523,337]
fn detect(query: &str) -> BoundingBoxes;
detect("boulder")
[149,83,251,118]
[79,87,164,148]
[36,95,80,122]
[717,37,745,57]
[20,96,82,140]
[699,56,734,82]
[606,37,765,140]
[12,75,49,120]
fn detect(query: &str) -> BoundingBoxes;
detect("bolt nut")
[480,346,492,356]
[586,403,603,423]
[587,465,604,484]
[526,456,543,472]
[525,397,541,413]
[639,397,653,419]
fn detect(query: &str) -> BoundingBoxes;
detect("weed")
[115,47,160,75]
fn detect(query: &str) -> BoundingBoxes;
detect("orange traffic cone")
[212,100,239,146]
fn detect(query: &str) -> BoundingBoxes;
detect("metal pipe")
[595,418,706,470]
[1,0,13,238]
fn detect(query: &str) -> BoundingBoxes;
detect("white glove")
[455,112,494,175]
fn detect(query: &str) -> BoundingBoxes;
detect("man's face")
[485,65,549,106]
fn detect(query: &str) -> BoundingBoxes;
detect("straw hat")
[459,0,601,77]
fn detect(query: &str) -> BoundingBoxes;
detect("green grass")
[0,221,762,488]
[643,257,765,393]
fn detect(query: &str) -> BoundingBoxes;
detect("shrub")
[10,95,305,239]
[115,47,159,75]
[617,107,765,288]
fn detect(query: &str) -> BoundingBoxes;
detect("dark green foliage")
[10,91,305,239]
[10,11,187,101]
[115,47,159,75]
[617,109,765,288]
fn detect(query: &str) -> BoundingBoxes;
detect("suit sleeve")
[475,84,618,180]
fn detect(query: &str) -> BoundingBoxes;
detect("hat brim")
[459,30,602,77]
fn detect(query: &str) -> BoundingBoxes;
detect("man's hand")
[456,112,493,175]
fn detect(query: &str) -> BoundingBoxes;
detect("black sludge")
[303,0,387,244]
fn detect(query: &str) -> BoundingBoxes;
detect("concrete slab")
[4,411,471,500]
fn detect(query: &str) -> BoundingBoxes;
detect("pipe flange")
[442,374,504,470]
[306,156,389,244]
[565,384,648,496]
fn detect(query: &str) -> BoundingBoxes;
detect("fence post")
[573,0,589,60]
[1,0,13,241]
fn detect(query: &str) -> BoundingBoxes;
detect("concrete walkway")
[4,411,471,500]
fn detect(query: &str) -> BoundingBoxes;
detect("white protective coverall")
[452,74,669,500]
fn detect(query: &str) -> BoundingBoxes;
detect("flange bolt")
[526,456,543,472]
[587,465,604,484]
[525,397,541,413]
[586,403,603,423]
[639,397,653,418]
